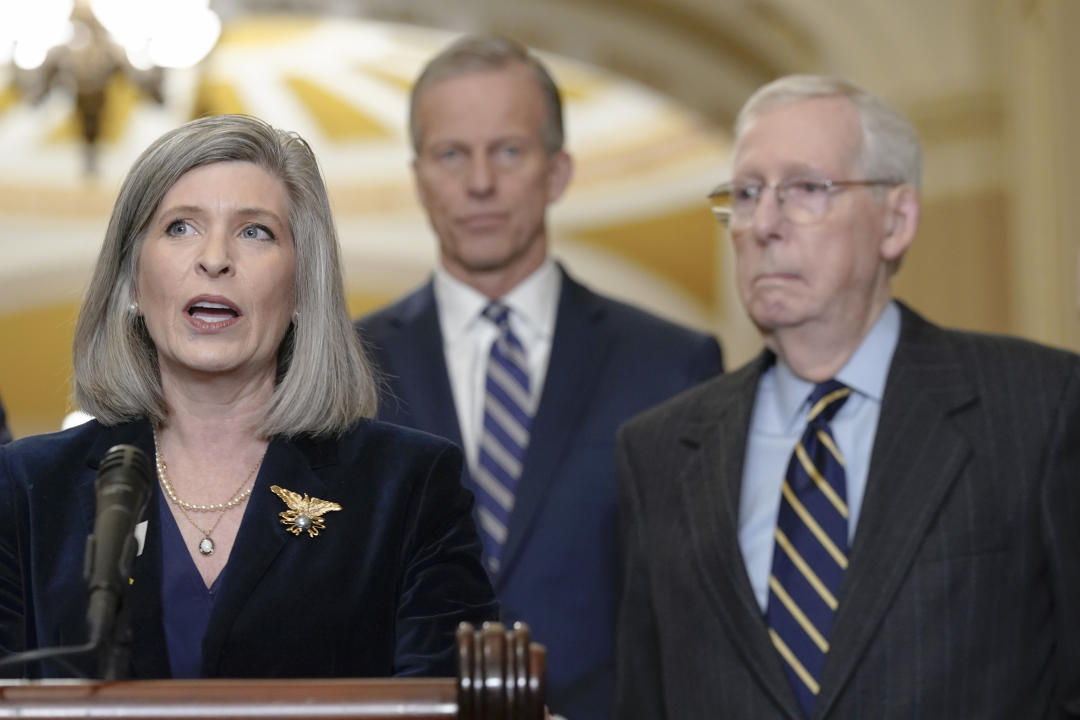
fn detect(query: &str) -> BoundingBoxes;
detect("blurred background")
[0,0,1077,438]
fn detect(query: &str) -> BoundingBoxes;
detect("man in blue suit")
[356,35,723,720]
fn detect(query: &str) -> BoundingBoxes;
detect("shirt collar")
[433,258,561,341]
[773,301,901,427]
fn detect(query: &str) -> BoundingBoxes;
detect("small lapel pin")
[270,485,342,538]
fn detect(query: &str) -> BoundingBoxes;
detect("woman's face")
[136,161,296,387]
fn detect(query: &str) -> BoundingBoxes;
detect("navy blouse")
[157,489,226,678]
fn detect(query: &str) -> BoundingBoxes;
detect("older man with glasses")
[614,74,1080,719]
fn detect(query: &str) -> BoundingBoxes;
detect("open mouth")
[185,299,241,324]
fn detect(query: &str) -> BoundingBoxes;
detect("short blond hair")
[409,34,564,155]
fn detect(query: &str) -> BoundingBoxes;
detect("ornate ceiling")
[204,0,1002,126]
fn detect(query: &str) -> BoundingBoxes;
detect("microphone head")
[96,444,153,494]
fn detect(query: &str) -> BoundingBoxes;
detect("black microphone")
[83,444,152,648]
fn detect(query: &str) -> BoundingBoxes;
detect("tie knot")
[482,301,511,330]
[807,380,851,424]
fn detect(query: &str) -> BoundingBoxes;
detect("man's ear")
[410,155,429,208]
[546,151,574,203]
[880,183,920,263]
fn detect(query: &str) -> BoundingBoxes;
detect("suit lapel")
[79,421,157,535]
[813,306,977,718]
[127,500,170,678]
[679,355,807,719]
[200,435,336,674]
[381,280,462,447]
[496,271,612,588]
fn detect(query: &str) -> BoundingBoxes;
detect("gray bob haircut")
[409,34,565,155]
[73,114,378,438]
[734,74,922,190]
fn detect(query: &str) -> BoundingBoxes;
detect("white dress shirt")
[432,260,561,471]
[738,301,901,612]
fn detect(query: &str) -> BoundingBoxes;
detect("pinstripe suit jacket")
[614,303,1080,719]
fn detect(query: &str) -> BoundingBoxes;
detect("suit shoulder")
[579,287,724,374]
[918,323,1080,392]
[0,421,106,486]
[354,301,397,335]
[944,326,1077,367]
[899,303,1078,376]
[353,283,431,336]
[333,418,461,465]
[591,292,716,346]
[620,357,758,438]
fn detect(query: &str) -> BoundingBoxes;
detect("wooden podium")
[0,622,545,720]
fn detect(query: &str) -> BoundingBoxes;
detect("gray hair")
[73,114,377,438]
[733,74,922,190]
[409,34,565,155]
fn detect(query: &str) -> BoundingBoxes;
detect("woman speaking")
[0,115,496,678]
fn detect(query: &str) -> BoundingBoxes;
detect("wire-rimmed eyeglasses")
[707,176,901,227]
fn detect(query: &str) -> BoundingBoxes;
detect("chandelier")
[0,0,221,172]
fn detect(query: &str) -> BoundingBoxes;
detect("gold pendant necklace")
[153,430,265,556]
[174,504,228,556]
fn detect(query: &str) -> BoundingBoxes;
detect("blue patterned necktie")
[472,301,534,576]
[765,380,852,716]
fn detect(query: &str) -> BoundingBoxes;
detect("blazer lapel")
[200,435,336,674]
[127,503,170,678]
[680,354,807,720]
[813,306,977,718]
[79,420,157,536]
[495,271,612,588]
[381,280,462,447]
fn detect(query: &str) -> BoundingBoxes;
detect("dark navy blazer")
[356,267,724,720]
[0,418,497,679]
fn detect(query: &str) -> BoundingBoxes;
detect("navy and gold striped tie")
[765,380,851,716]
[472,301,534,577]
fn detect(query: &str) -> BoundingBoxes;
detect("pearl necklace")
[153,431,265,556]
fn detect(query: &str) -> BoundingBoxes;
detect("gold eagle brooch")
[270,485,342,538]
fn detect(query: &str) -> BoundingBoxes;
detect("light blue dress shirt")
[738,302,901,612]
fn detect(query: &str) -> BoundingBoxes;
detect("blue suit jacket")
[356,267,723,719]
[0,418,497,679]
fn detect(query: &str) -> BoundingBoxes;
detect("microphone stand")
[0,589,133,679]
[99,590,134,680]
[0,588,134,680]
[0,642,94,678]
